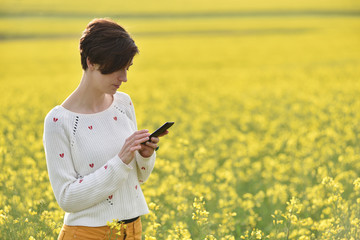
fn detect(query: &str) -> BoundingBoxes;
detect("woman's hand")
[139,131,169,158]
[118,130,151,165]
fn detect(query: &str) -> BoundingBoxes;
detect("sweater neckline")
[58,94,116,116]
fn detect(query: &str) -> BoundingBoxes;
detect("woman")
[43,18,167,240]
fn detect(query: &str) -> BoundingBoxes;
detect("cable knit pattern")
[43,91,156,227]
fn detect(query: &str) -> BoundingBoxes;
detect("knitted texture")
[43,91,155,226]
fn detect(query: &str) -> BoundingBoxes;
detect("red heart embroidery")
[104,165,108,170]
[108,195,113,199]
[130,101,132,106]
[79,179,83,183]
[53,118,58,122]
[88,126,93,130]
[135,185,138,190]
[113,116,117,121]
[59,153,64,158]
[141,167,146,170]
[89,163,94,168]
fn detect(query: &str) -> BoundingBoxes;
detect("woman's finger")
[147,131,168,144]
[136,129,150,134]
[133,130,150,139]
[158,130,169,137]
[149,137,160,144]
[134,136,150,145]
[130,145,142,152]
[145,141,158,149]
[127,131,150,145]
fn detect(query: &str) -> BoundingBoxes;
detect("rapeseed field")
[0,0,360,239]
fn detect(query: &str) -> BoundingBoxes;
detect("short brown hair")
[79,18,139,74]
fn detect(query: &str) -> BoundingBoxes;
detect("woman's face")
[91,62,133,94]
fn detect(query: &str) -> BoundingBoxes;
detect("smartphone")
[143,122,174,143]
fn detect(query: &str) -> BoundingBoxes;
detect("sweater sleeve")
[43,110,132,213]
[122,93,156,184]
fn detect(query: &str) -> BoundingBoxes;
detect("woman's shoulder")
[43,105,73,128]
[44,105,63,120]
[114,91,133,106]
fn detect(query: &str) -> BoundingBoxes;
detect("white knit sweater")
[43,91,155,227]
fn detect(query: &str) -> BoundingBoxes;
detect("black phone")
[143,122,174,143]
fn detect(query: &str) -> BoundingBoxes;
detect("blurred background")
[1,0,359,123]
[1,0,360,239]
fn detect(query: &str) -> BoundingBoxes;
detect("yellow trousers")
[58,217,142,240]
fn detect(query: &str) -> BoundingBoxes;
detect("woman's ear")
[86,57,96,71]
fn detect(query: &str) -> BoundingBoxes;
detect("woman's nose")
[118,71,127,82]
[119,76,127,82]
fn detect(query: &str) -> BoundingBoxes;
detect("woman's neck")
[61,73,113,114]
